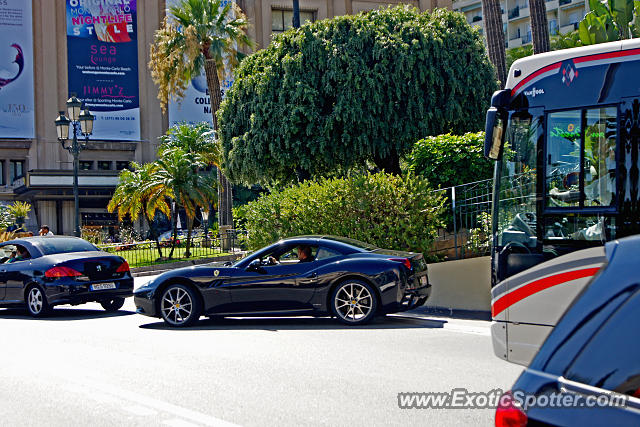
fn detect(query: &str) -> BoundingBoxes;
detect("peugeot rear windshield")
[36,238,99,255]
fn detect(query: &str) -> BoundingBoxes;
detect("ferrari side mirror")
[246,259,261,271]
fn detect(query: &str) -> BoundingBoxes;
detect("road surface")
[0,275,522,426]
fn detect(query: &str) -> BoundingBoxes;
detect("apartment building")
[452,0,587,49]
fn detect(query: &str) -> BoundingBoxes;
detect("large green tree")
[218,6,497,185]
[149,0,253,228]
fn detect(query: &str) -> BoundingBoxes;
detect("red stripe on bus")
[491,267,600,317]
[511,63,561,95]
[573,47,640,64]
[511,48,640,96]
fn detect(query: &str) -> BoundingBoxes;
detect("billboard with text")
[0,0,35,139]
[66,0,140,140]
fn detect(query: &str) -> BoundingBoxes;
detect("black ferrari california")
[0,236,133,317]
[134,236,431,327]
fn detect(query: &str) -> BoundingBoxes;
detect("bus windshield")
[495,111,541,249]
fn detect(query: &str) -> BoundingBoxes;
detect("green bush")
[406,132,493,189]
[234,172,445,254]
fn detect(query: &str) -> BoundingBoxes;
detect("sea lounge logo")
[524,87,544,98]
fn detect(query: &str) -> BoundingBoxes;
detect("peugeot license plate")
[91,282,117,291]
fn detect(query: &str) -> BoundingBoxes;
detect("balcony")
[559,0,583,7]
[508,37,523,48]
[560,22,580,32]
[508,4,530,19]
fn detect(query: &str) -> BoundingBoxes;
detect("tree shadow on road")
[0,307,135,321]
[139,314,447,331]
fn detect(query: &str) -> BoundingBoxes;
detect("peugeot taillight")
[116,261,130,273]
[389,258,412,270]
[45,266,82,278]
[495,391,527,427]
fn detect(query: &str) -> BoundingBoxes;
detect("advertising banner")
[66,0,140,140]
[166,0,234,127]
[0,0,35,139]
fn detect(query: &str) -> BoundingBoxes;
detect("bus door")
[620,97,640,236]
[492,107,545,286]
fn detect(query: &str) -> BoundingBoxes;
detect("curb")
[131,252,247,277]
[409,305,491,321]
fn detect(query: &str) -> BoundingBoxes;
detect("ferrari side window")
[315,247,341,261]
[279,245,318,264]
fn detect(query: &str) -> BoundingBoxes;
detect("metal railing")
[97,230,249,268]
[430,178,493,260]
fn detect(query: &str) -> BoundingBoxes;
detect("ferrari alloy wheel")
[100,297,125,312]
[331,280,377,325]
[160,284,200,327]
[26,286,50,318]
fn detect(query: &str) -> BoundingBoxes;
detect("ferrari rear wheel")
[160,284,200,327]
[25,285,50,318]
[331,280,377,325]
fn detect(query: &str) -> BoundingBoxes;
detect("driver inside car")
[8,246,30,263]
[297,245,314,263]
[266,245,315,265]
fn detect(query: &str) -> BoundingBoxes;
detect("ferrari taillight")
[116,261,130,273]
[45,266,82,278]
[389,258,412,270]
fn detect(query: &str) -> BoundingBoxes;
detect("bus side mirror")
[484,107,505,160]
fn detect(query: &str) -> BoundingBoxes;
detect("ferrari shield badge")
[214,270,220,277]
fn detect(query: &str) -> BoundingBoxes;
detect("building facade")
[0,0,448,236]
[453,0,587,49]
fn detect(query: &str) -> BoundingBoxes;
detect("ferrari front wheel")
[331,280,377,325]
[160,284,200,327]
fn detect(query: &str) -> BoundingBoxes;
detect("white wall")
[424,256,491,312]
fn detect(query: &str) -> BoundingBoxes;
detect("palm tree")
[155,147,218,258]
[149,0,253,231]
[160,122,221,166]
[107,163,171,259]
[529,0,550,53]
[481,0,507,88]
[160,122,221,233]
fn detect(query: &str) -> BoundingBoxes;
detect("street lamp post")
[54,95,94,237]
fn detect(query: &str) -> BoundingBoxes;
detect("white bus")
[483,39,640,365]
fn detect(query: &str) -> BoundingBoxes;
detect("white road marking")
[163,418,202,427]
[63,378,239,427]
[123,404,158,417]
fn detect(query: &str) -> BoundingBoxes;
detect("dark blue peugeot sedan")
[496,235,640,426]
[0,236,133,317]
